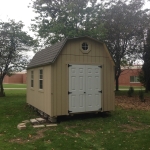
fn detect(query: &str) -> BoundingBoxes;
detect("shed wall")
[51,38,115,116]
[27,65,52,115]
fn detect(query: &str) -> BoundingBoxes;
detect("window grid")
[130,76,139,83]
[39,69,43,89]
[31,71,34,87]
[82,42,88,50]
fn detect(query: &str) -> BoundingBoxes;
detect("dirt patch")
[59,131,73,137]
[83,129,95,134]
[119,115,150,133]
[65,126,77,129]
[9,128,48,144]
[115,96,150,110]
[120,124,143,133]
[64,126,80,137]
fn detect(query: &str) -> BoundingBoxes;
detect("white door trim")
[69,64,102,113]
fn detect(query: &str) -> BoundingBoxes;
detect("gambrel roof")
[27,38,67,69]
[27,36,115,69]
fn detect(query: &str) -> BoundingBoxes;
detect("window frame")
[80,41,91,53]
[130,76,140,83]
[31,70,34,88]
[82,42,88,50]
[39,69,43,89]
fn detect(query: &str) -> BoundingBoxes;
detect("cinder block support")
[48,116,57,123]
[17,123,26,130]
[30,119,39,125]
[46,124,57,127]
[36,118,46,123]
[33,125,45,128]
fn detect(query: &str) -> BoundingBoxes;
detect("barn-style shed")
[27,36,115,121]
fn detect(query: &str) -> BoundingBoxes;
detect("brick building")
[119,66,142,86]
[3,72,27,84]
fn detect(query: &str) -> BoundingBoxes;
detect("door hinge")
[68,91,72,94]
[68,110,72,113]
[68,64,72,67]
[98,65,102,68]
[99,90,102,93]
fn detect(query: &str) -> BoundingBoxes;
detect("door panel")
[86,65,101,111]
[69,65,101,113]
[69,65,86,113]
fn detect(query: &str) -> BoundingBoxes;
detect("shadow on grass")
[57,111,112,123]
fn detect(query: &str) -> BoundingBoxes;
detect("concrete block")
[30,119,39,125]
[17,123,26,130]
[33,125,45,128]
[22,120,30,124]
[18,123,26,126]
[46,124,57,127]
[48,116,57,123]
[36,118,46,123]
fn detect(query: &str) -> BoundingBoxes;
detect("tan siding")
[103,58,108,111]
[56,55,62,115]
[27,37,115,117]
[103,43,115,66]
[111,65,115,110]
[52,63,57,116]
[44,66,52,114]
[27,65,52,116]
[50,65,54,116]
[100,66,104,111]
[51,37,115,116]
[61,56,68,115]
[107,59,111,111]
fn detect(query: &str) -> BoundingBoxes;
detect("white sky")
[0,0,149,58]
[0,0,149,34]
[0,0,35,32]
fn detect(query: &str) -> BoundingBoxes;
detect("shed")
[27,36,115,121]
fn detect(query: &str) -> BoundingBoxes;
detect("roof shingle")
[27,36,114,69]
[27,38,67,69]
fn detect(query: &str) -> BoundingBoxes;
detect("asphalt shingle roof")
[27,38,67,69]
[27,36,114,69]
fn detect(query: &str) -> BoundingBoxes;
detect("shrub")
[127,86,134,97]
[138,90,145,102]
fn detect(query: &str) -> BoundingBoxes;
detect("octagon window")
[82,42,88,50]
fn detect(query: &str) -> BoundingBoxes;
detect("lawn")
[0,90,150,150]
[119,86,145,90]
[3,84,26,88]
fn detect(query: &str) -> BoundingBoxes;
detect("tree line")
[0,0,150,96]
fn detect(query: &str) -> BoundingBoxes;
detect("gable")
[60,37,115,66]
[27,36,114,69]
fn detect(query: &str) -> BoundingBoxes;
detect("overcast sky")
[0,0,35,33]
[0,0,149,59]
[0,0,149,34]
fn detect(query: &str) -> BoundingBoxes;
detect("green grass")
[0,90,150,150]
[119,86,145,90]
[3,84,26,88]
[115,89,150,96]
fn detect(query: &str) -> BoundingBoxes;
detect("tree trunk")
[145,79,150,92]
[0,78,5,97]
[115,75,119,91]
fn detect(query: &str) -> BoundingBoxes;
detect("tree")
[100,0,150,91]
[139,29,150,92]
[0,20,35,97]
[31,0,106,46]
[31,0,150,91]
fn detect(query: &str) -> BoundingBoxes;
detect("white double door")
[69,65,101,113]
